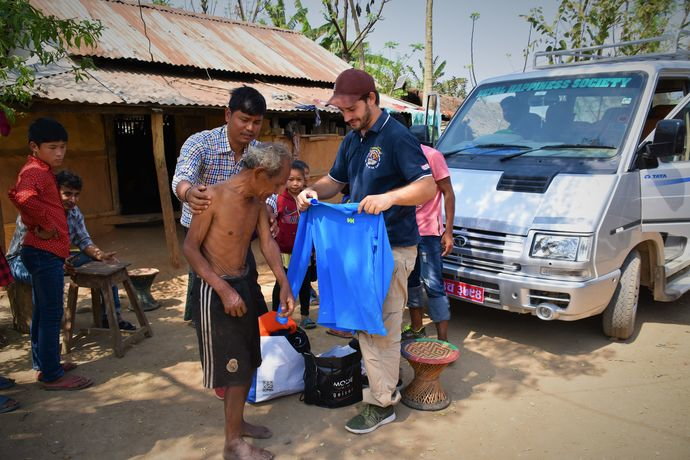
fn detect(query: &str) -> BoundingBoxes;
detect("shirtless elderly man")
[183,142,295,460]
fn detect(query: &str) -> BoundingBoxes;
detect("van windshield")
[437,72,645,159]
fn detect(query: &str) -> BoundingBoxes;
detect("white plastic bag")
[247,336,305,403]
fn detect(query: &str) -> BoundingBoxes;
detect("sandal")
[36,362,78,382]
[300,317,317,329]
[0,395,19,414]
[41,374,93,391]
[0,376,16,390]
[326,328,353,339]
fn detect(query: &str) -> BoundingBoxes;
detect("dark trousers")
[272,264,313,317]
[21,247,65,382]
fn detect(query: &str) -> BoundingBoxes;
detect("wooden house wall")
[1,107,343,249]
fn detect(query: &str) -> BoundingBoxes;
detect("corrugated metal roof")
[30,68,422,114]
[31,0,351,83]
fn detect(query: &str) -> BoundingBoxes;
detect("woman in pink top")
[403,145,455,341]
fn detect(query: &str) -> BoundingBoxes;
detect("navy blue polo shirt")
[329,111,431,247]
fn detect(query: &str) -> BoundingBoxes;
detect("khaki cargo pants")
[359,245,417,408]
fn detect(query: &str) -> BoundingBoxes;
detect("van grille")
[497,173,552,193]
[444,227,524,274]
[529,290,570,309]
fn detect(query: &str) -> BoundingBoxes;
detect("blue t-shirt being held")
[328,110,431,247]
[286,201,394,335]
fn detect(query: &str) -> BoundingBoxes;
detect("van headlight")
[530,234,592,261]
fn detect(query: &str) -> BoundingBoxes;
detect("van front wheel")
[602,250,641,340]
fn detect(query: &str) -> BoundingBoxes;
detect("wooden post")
[0,196,6,251]
[150,111,181,268]
[103,115,121,214]
[8,283,33,334]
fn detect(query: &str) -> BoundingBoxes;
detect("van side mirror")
[645,119,686,158]
[410,125,432,146]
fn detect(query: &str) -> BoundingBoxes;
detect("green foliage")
[0,0,102,122]
[151,0,172,6]
[262,0,341,54]
[436,76,468,99]
[522,0,679,63]
[408,55,446,88]
[321,0,391,63]
[365,42,418,97]
[365,41,466,99]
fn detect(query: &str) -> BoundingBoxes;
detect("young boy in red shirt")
[8,118,93,391]
[272,161,316,329]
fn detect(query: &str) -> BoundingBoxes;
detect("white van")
[434,36,690,340]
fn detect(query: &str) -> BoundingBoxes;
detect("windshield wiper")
[443,143,532,156]
[499,143,617,162]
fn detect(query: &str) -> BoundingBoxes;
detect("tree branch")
[349,0,390,52]
[250,0,262,22]
[237,0,246,21]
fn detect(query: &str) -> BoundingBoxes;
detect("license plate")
[444,279,485,304]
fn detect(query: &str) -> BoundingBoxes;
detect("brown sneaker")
[326,328,353,339]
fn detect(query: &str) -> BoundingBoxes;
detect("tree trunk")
[423,0,434,108]
[349,0,366,69]
[8,282,33,334]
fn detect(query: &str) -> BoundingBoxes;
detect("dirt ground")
[1,224,689,460]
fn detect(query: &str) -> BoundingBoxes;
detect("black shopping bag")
[302,348,363,408]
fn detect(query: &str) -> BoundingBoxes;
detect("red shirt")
[275,189,301,254]
[8,156,70,259]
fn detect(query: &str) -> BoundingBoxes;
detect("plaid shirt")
[6,207,94,261]
[171,125,277,228]
[0,251,13,287]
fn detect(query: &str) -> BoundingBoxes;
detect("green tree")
[365,42,420,97]
[408,55,446,89]
[321,0,391,64]
[436,76,468,99]
[1,0,102,122]
[232,1,266,22]
[522,0,679,63]
[262,1,341,56]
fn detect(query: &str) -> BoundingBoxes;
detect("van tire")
[602,250,641,340]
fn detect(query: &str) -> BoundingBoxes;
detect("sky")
[297,0,560,85]
[165,0,560,86]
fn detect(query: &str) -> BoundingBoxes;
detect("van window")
[642,78,690,138]
[438,72,645,160]
[658,99,690,163]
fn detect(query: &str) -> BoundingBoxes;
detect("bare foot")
[242,421,272,439]
[224,439,274,460]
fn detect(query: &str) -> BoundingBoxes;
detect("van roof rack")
[533,30,690,69]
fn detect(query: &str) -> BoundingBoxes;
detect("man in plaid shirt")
[172,86,281,331]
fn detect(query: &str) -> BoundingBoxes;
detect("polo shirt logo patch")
[365,147,382,169]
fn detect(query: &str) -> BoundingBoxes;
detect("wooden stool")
[127,268,161,312]
[62,262,153,357]
[7,282,33,334]
[400,338,460,411]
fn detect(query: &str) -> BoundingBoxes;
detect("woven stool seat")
[401,338,459,411]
